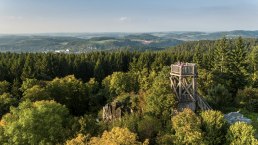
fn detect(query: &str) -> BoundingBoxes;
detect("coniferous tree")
[250,46,258,87]
[193,43,202,67]
[228,37,248,95]
[11,78,22,99]
[213,37,230,73]
[94,59,105,82]
[21,54,35,80]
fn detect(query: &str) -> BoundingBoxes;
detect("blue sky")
[0,0,257,33]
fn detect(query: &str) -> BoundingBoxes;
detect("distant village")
[54,49,70,53]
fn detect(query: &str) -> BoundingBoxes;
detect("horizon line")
[0,29,258,35]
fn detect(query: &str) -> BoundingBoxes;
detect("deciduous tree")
[89,127,147,145]
[1,100,72,144]
[226,122,257,145]
[172,109,204,145]
[200,110,227,144]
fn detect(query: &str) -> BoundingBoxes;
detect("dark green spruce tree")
[228,37,248,96]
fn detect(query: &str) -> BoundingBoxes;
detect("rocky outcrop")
[102,102,131,122]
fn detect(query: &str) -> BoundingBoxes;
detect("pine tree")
[206,45,214,70]
[250,46,258,87]
[228,37,248,95]
[94,59,104,82]
[21,55,35,80]
[213,37,229,73]
[193,43,202,67]
[11,78,22,99]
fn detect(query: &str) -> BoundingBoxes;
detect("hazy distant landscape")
[1,30,258,52]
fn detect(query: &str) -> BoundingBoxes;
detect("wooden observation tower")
[170,62,211,112]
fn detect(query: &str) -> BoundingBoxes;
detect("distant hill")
[162,30,258,40]
[124,33,159,40]
[0,34,183,52]
[0,30,258,52]
[0,35,81,52]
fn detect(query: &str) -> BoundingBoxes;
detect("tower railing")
[171,63,196,76]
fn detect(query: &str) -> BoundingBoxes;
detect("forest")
[0,37,258,144]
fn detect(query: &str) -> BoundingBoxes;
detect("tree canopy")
[0,37,257,144]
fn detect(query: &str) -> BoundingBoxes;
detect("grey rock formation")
[224,111,252,124]
[102,101,131,122]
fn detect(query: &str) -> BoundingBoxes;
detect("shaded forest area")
[0,37,258,144]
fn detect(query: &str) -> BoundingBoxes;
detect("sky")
[0,0,258,34]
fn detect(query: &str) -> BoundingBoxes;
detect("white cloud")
[119,16,131,23]
[119,17,128,21]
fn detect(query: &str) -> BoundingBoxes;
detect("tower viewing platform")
[170,62,197,76]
